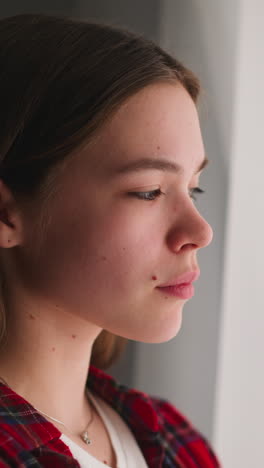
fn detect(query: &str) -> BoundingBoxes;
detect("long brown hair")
[0,13,200,370]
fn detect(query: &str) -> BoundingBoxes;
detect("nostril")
[180,243,197,252]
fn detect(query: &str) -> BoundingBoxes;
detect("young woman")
[0,13,221,468]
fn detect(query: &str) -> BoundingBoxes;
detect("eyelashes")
[189,187,205,201]
[128,188,165,201]
[128,187,205,202]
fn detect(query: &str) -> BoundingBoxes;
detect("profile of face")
[17,82,213,344]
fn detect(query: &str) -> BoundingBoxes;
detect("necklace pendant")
[82,430,92,445]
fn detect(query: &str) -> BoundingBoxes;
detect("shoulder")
[0,384,76,467]
[0,425,25,467]
[0,424,40,467]
[0,426,76,467]
[150,395,221,466]
[129,391,222,467]
[88,366,222,467]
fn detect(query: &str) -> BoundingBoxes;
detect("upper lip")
[157,270,200,287]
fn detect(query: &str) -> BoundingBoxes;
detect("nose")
[166,203,213,254]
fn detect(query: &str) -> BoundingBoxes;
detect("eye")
[127,188,165,201]
[189,187,205,202]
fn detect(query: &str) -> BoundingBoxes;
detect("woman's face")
[22,82,213,343]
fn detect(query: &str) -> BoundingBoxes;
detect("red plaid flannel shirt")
[0,364,221,467]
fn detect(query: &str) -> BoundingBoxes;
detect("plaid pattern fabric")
[0,364,221,467]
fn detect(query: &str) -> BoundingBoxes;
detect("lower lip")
[157,283,194,299]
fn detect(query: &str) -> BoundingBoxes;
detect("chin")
[136,314,183,344]
[146,326,182,343]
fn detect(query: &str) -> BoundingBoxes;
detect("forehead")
[73,82,205,178]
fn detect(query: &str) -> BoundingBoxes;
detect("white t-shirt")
[60,389,148,468]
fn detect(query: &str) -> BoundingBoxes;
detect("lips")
[156,270,200,300]
[157,270,200,288]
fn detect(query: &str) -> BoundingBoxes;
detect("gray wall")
[0,2,75,17]
[74,0,161,41]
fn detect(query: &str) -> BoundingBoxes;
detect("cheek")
[75,210,159,289]
[78,212,160,293]
[20,202,184,341]
[22,199,163,323]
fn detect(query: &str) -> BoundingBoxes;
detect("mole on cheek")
[72,334,76,339]
[29,314,35,320]
[52,347,56,352]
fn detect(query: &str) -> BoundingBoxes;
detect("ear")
[0,179,24,248]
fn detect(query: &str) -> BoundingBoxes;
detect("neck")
[0,309,102,433]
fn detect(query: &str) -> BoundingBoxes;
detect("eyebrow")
[111,155,209,176]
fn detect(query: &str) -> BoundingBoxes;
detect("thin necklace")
[0,376,94,445]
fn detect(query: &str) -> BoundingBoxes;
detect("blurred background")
[1,1,263,467]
